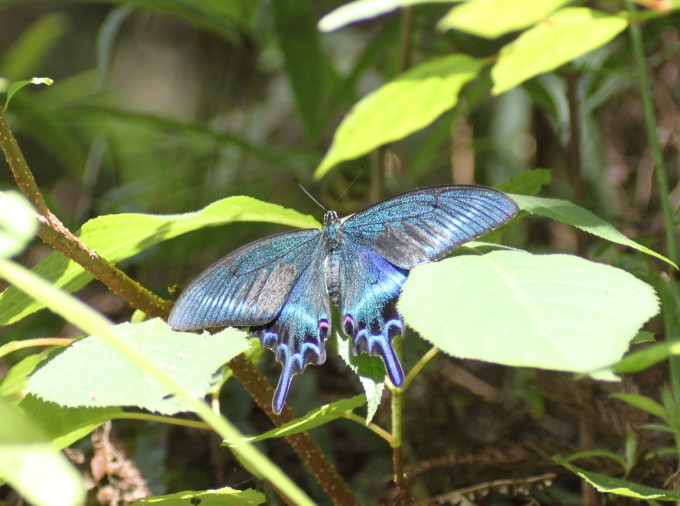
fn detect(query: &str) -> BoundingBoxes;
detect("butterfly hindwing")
[335,241,408,387]
[251,239,331,413]
[168,229,320,331]
[342,185,519,269]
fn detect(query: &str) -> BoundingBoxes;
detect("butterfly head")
[323,210,339,226]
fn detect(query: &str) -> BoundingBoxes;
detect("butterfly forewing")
[341,185,519,269]
[168,228,320,331]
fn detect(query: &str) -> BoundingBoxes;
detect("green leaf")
[20,395,122,449]
[610,393,668,422]
[3,77,53,110]
[511,194,677,267]
[554,455,680,500]
[0,397,85,506]
[491,8,628,95]
[318,0,454,32]
[615,341,680,374]
[438,0,571,38]
[137,485,265,505]
[223,395,366,446]
[27,319,250,415]
[0,196,319,325]
[399,251,659,374]
[631,330,655,344]
[494,168,551,195]
[0,192,38,259]
[315,54,483,179]
[334,333,385,423]
[0,349,53,399]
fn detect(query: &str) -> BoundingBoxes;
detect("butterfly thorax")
[322,210,342,305]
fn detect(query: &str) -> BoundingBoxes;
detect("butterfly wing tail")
[349,301,405,387]
[273,353,295,414]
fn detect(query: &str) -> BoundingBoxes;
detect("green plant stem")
[390,337,410,504]
[343,412,394,443]
[404,346,439,390]
[626,1,680,468]
[626,7,678,266]
[0,337,74,359]
[0,258,315,506]
[0,108,360,505]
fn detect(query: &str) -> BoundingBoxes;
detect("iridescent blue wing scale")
[168,229,319,330]
[168,228,331,414]
[251,241,330,414]
[342,185,519,269]
[335,242,407,387]
[336,185,518,385]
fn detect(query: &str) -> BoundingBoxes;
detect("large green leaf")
[511,194,676,267]
[0,197,319,326]
[554,455,680,500]
[0,397,85,506]
[399,251,659,375]
[27,319,250,415]
[315,54,483,179]
[491,8,628,94]
[223,395,366,446]
[437,0,571,38]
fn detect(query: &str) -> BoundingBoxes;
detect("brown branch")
[229,354,359,506]
[0,108,359,505]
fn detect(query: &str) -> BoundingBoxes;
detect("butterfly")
[168,185,518,414]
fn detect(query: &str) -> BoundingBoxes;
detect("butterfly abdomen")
[323,216,343,306]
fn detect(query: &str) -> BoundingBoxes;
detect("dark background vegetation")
[1,0,679,504]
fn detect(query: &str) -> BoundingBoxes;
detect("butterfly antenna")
[336,168,363,202]
[296,180,327,211]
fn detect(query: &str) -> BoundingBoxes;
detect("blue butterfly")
[168,185,518,413]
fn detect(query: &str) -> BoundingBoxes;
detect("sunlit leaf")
[27,319,250,415]
[315,54,482,178]
[438,0,571,38]
[511,194,676,267]
[222,396,366,446]
[491,8,627,94]
[555,455,680,500]
[319,0,454,32]
[399,251,659,374]
[137,485,265,505]
[0,192,37,259]
[0,398,85,506]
